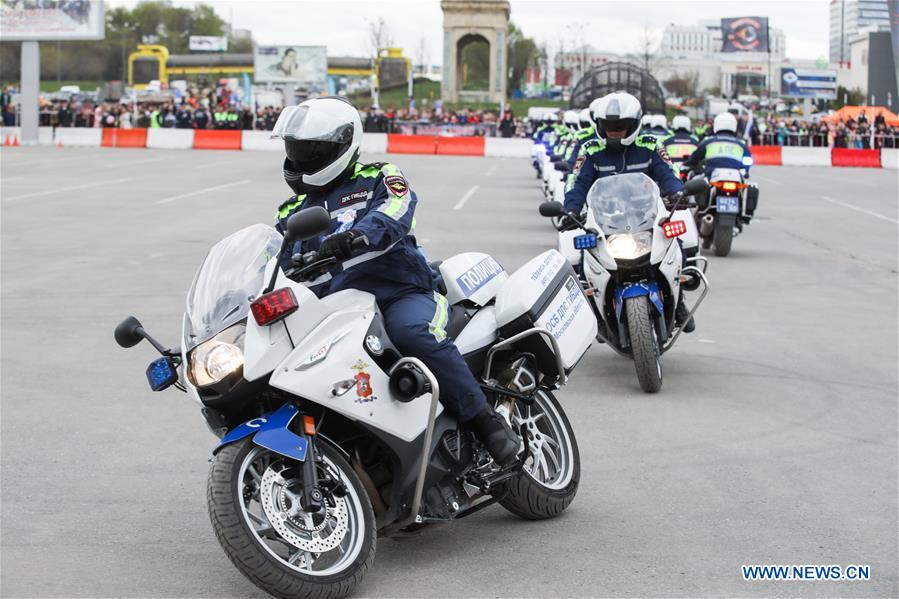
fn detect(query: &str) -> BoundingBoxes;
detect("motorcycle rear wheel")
[500,390,580,520]
[208,438,375,599]
[713,220,734,257]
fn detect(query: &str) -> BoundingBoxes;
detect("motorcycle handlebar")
[287,234,371,282]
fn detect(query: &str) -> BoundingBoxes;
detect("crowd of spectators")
[3,80,896,145]
[360,106,521,137]
[749,112,898,149]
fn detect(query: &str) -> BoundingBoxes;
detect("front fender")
[214,402,308,462]
[614,281,664,321]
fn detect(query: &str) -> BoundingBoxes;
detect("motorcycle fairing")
[215,402,308,462]
[614,281,665,321]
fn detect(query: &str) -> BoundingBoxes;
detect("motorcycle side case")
[495,250,596,375]
[439,252,507,307]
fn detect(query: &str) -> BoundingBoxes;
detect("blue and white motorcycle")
[540,173,710,393]
[115,207,596,599]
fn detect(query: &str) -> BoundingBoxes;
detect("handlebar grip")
[351,234,370,250]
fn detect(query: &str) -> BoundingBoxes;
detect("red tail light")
[663,220,687,239]
[251,288,299,326]
[713,181,746,192]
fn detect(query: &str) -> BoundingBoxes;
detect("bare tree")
[631,23,659,74]
[366,17,393,59]
[566,22,589,86]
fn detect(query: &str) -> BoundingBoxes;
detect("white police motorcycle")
[115,207,596,599]
[540,173,710,393]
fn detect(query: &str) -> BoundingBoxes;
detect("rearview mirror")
[539,201,566,217]
[286,206,331,241]
[114,316,145,348]
[684,176,709,196]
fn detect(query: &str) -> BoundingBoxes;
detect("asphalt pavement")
[1,146,897,598]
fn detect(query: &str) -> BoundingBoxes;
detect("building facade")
[829,0,890,66]
[660,20,786,58]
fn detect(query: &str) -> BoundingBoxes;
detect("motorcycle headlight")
[607,232,652,261]
[188,323,246,387]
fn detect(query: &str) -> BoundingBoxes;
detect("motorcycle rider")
[271,97,520,467]
[564,92,695,333]
[686,111,756,221]
[662,115,700,170]
[564,92,683,213]
[649,114,670,138]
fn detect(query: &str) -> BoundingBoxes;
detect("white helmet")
[641,114,653,128]
[671,115,691,132]
[273,97,362,193]
[590,92,643,148]
[563,110,579,129]
[579,108,592,129]
[713,112,738,135]
[651,114,668,130]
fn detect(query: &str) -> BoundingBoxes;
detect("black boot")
[676,300,695,333]
[468,405,520,468]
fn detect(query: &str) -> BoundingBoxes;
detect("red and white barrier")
[485,137,532,157]
[241,130,281,151]
[881,148,899,170]
[1,130,892,168]
[147,128,193,150]
[781,147,831,167]
[54,127,102,147]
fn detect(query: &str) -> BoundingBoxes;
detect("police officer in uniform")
[662,115,700,174]
[686,112,757,222]
[272,97,520,467]
[564,92,696,333]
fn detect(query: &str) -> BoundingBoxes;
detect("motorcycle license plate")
[717,196,740,214]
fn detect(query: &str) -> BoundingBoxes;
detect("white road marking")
[1,154,104,168]
[453,185,479,210]
[157,179,252,204]
[4,177,132,202]
[698,338,716,344]
[484,164,498,177]
[821,195,898,224]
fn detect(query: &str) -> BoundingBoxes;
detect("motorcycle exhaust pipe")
[700,214,715,237]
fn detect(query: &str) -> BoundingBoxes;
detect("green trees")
[0,2,234,85]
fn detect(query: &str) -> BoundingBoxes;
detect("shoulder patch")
[656,145,673,164]
[385,174,408,197]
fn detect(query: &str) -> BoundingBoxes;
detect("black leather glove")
[318,230,360,261]
[663,193,684,211]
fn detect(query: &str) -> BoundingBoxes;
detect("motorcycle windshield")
[587,173,660,234]
[184,224,283,349]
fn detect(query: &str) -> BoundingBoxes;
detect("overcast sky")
[109,0,831,62]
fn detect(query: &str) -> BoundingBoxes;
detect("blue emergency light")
[573,233,598,250]
[146,357,179,391]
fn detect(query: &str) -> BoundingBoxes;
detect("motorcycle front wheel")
[208,438,375,599]
[500,389,580,520]
[626,295,663,393]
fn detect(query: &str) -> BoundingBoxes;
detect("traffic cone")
[56,140,63,148]
[12,135,20,147]
[2,135,9,146]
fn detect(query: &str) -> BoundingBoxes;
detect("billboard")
[189,35,227,52]
[254,45,327,90]
[0,0,105,41]
[721,17,769,53]
[780,67,838,99]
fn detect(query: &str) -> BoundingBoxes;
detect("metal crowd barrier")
[757,131,899,149]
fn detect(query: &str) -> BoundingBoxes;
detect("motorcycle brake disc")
[259,464,349,553]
